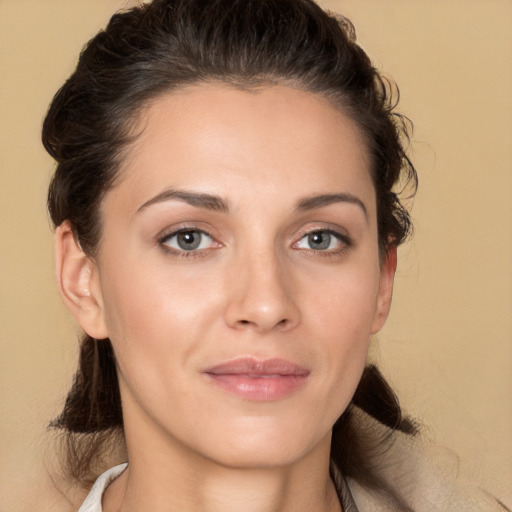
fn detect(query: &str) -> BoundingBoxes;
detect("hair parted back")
[43,0,418,498]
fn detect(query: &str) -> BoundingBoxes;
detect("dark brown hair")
[43,0,418,500]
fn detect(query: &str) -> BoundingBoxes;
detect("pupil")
[309,232,330,250]
[177,231,201,250]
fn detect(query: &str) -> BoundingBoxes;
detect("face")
[66,84,395,469]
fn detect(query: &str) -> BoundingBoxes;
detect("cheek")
[97,264,206,422]
[101,254,209,329]
[303,262,380,412]
[97,257,225,378]
[306,258,381,343]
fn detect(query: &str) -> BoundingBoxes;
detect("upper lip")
[204,357,310,377]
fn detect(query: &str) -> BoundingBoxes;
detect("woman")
[42,0,508,510]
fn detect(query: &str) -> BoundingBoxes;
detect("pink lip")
[203,358,310,401]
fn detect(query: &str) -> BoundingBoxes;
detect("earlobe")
[371,245,397,334]
[55,222,108,339]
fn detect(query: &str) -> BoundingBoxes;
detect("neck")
[103,426,341,512]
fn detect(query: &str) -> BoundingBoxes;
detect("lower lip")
[205,374,309,401]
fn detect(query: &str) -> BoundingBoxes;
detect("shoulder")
[78,463,128,512]
[346,420,510,512]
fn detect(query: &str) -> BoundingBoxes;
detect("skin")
[55,84,396,512]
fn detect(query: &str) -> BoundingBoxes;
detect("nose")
[224,248,301,334]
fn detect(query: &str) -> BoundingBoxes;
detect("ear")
[55,222,109,339]
[371,245,397,334]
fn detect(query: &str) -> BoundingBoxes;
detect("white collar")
[78,463,128,512]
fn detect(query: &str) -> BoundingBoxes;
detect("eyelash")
[157,226,352,259]
[159,228,217,259]
[293,228,352,257]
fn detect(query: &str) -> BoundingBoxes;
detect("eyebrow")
[295,193,368,217]
[137,188,229,213]
[137,188,367,218]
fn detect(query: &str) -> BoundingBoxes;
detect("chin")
[194,418,332,470]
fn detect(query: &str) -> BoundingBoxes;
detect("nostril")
[238,318,288,327]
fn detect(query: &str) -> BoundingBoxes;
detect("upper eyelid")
[157,223,216,242]
[160,226,208,239]
[294,225,351,241]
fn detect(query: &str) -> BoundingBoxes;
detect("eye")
[161,229,216,252]
[293,230,349,252]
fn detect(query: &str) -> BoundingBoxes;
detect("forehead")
[109,84,374,213]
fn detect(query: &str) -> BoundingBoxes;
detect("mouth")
[203,357,310,401]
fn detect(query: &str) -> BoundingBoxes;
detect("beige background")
[1,0,511,510]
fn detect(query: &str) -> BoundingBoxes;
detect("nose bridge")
[225,239,300,333]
